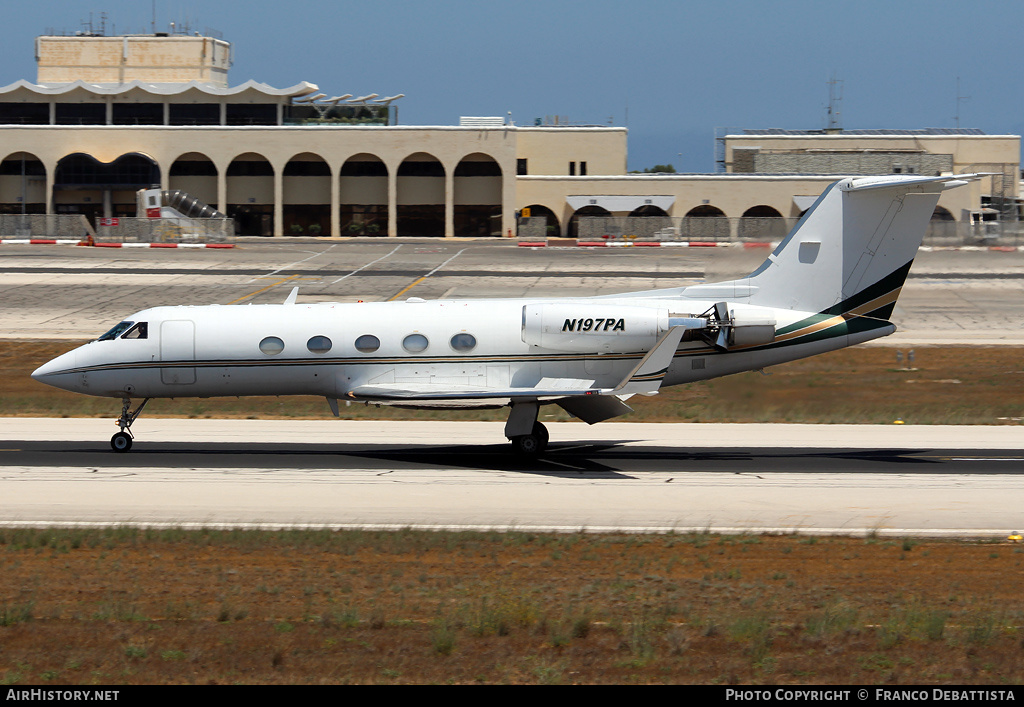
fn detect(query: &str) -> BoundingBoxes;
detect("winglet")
[608,326,685,396]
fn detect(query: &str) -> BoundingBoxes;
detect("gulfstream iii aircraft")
[33,174,977,453]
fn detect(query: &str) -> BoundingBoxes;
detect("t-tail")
[740,174,978,317]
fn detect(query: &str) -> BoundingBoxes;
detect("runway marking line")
[388,248,467,301]
[389,275,428,301]
[227,274,301,305]
[248,244,338,283]
[331,245,403,285]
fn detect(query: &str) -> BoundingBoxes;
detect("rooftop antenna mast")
[954,76,970,129]
[825,74,843,132]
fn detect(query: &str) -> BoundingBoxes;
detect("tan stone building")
[722,129,1020,225]
[0,31,1018,238]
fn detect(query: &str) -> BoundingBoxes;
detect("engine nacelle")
[522,303,668,353]
[720,304,777,348]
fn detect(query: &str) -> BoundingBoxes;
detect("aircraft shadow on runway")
[4,440,964,478]
[341,444,947,476]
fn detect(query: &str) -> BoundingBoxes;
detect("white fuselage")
[31,294,891,405]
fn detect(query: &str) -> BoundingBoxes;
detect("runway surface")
[1,419,1021,537]
[3,241,1023,536]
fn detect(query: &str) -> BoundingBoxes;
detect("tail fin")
[740,174,975,316]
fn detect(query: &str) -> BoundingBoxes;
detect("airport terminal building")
[0,29,1019,239]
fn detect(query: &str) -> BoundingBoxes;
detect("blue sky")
[4,0,1022,172]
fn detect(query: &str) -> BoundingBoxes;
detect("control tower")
[36,32,231,86]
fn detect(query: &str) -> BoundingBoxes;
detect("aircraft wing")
[346,381,597,402]
[343,326,687,406]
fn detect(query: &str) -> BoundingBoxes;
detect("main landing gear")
[511,421,549,455]
[111,397,149,452]
[505,400,548,455]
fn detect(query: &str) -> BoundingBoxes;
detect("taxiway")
[1,239,1023,343]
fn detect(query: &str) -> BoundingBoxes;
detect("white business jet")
[33,174,977,453]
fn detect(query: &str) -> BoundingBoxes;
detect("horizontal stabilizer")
[839,173,989,192]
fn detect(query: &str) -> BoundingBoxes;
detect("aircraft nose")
[31,358,59,380]
[31,349,78,387]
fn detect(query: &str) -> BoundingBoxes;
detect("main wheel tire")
[532,422,549,451]
[111,431,133,453]
[513,433,542,456]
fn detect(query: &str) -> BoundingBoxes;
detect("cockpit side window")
[122,322,148,340]
[97,321,134,341]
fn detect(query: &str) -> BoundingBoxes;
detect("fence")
[0,214,234,243]
[0,214,95,239]
[519,216,1024,247]
[94,217,234,243]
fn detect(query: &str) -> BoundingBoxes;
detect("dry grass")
[7,340,1024,425]
[5,343,1024,684]
[1,528,1022,685]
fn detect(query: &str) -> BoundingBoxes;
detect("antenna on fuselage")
[284,287,299,305]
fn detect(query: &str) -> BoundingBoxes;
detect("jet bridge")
[138,188,227,220]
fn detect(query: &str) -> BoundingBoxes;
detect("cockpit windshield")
[122,322,148,339]
[97,321,135,341]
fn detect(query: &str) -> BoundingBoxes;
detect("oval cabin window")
[307,335,332,354]
[450,333,476,352]
[354,334,380,353]
[402,333,428,353]
[259,336,285,355]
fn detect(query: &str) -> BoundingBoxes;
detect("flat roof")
[0,78,319,99]
[737,128,987,136]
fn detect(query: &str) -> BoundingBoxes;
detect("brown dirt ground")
[1,529,1022,685]
[3,343,1024,684]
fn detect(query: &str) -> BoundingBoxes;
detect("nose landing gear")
[111,397,150,453]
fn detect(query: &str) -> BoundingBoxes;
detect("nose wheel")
[111,431,133,452]
[111,397,149,453]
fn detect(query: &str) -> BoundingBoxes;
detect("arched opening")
[226,152,273,236]
[682,204,730,240]
[686,205,726,217]
[454,153,502,237]
[0,152,46,214]
[628,205,669,217]
[627,204,673,238]
[927,205,958,240]
[169,152,218,209]
[742,205,783,218]
[340,153,388,236]
[397,152,444,237]
[54,152,160,225]
[283,152,331,235]
[739,204,787,239]
[519,204,560,238]
[568,204,612,239]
